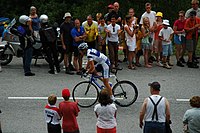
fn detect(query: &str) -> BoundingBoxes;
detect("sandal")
[128,66,136,70]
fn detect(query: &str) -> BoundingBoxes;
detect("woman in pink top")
[59,88,80,133]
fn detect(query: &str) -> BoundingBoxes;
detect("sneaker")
[157,61,164,67]
[65,68,74,75]
[48,70,55,74]
[69,64,76,71]
[25,72,35,76]
[163,63,171,69]
[177,61,184,67]
[188,62,199,68]
[76,71,82,75]
[180,57,186,63]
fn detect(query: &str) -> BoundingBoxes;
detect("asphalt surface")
[0,55,200,133]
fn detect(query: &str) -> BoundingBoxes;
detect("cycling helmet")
[78,42,88,50]
[40,14,48,23]
[19,15,31,25]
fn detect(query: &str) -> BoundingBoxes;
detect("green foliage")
[0,0,191,25]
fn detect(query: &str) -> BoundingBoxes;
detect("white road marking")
[8,97,123,100]
[176,99,189,102]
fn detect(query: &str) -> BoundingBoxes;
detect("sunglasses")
[113,27,115,32]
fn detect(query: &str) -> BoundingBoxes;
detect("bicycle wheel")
[72,81,99,108]
[112,80,138,107]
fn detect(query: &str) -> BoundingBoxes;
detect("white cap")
[163,19,170,26]
[63,12,71,19]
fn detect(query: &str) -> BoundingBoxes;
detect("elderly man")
[82,15,98,49]
[107,2,123,26]
[139,81,170,133]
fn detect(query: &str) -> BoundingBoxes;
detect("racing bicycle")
[72,68,138,107]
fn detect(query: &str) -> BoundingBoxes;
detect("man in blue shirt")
[71,19,86,75]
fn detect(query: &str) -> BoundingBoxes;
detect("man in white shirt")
[139,81,170,133]
[106,15,121,69]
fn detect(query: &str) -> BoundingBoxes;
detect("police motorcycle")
[0,18,64,66]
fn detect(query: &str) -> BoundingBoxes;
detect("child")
[159,19,174,69]
[59,88,80,133]
[141,17,152,68]
[44,94,61,133]
[98,16,107,55]
[94,89,117,133]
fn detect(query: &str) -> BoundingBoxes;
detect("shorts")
[127,41,136,52]
[73,46,79,57]
[95,60,110,79]
[142,43,152,50]
[162,44,173,56]
[47,123,61,133]
[153,39,162,53]
[174,35,185,45]
[186,39,195,52]
[97,126,116,133]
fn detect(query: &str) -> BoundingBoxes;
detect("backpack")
[42,27,56,43]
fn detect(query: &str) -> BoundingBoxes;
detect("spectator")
[104,4,114,24]
[71,19,87,75]
[39,14,60,74]
[82,15,98,49]
[124,15,137,70]
[107,2,123,26]
[153,12,164,67]
[29,6,40,39]
[59,88,80,133]
[94,89,117,133]
[44,94,61,133]
[96,13,102,24]
[135,25,143,67]
[129,8,138,26]
[60,12,74,75]
[183,96,200,133]
[139,2,157,64]
[173,11,186,67]
[139,81,170,133]
[98,16,107,55]
[185,0,200,63]
[184,11,200,68]
[106,15,121,70]
[141,17,152,68]
[0,37,2,72]
[159,20,174,69]
[18,15,35,76]
[185,0,200,18]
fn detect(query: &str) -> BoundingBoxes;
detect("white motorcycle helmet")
[40,14,48,23]
[19,15,31,25]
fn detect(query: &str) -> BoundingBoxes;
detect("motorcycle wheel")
[0,47,13,66]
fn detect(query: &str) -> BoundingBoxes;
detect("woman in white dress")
[124,15,137,69]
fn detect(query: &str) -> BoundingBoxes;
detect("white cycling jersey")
[87,48,110,65]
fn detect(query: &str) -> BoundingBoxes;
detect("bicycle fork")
[114,79,127,99]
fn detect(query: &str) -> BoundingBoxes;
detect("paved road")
[0,56,199,133]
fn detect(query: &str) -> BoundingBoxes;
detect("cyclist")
[78,42,115,101]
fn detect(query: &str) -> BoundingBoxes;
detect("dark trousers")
[144,121,166,133]
[108,41,118,67]
[23,47,33,74]
[43,42,60,70]
[47,123,61,133]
